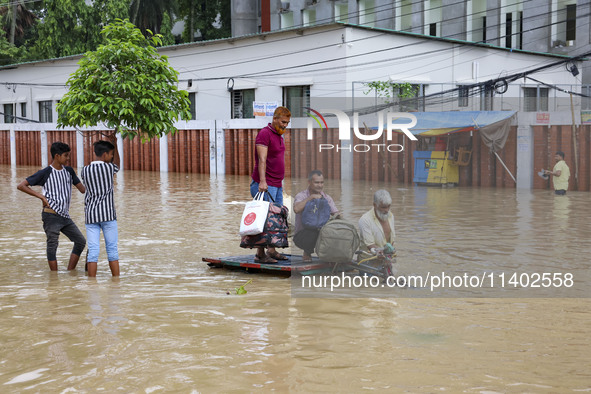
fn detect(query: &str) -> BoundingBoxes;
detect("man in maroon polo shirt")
[249,106,291,263]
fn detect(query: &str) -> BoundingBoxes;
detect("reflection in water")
[0,165,590,391]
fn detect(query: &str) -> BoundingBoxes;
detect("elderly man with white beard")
[358,189,395,254]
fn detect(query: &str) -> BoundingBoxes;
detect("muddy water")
[0,165,589,392]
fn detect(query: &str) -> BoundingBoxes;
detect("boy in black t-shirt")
[17,142,86,271]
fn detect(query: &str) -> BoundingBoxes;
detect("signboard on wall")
[536,112,550,124]
[253,102,279,117]
[581,110,591,124]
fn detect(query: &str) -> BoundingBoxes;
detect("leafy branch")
[363,81,418,104]
[57,19,192,142]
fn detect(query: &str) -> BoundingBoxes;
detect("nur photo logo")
[305,108,418,153]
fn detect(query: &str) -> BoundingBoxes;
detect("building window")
[280,11,294,29]
[467,0,487,43]
[283,85,310,117]
[425,0,441,35]
[232,89,255,119]
[518,11,523,49]
[20,102,26,118]
[505,12,512,48]
[188,92,196,120]
[429,23,437,36]
[393,84,425,112]
[359,0,375,27]
[335,4,348,22]
[3,103,15,123]
[480,86,493,110]
[566,4,576,41]
[399,0,412,30]
[458,86,470,107]
[302,9,316,26]
[524,87,549,112]
[39,101,53,123]
[583,85,591,110]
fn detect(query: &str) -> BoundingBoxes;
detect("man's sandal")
[267,251,288,260]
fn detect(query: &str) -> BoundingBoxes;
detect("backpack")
[302,197,331,229]
[315,219,360,263]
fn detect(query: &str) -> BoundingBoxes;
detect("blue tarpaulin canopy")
[393,110,516,136]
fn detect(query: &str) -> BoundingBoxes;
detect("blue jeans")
[86,220,119,262]
[250,180,283,206]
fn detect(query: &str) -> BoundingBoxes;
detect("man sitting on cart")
[293,170,340,263]
[358,189,395,255]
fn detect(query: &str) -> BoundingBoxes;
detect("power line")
[177,6,587,80]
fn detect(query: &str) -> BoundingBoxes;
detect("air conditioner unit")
[567,40,575,47]
[280,1,290,11]
[305,0,317,6]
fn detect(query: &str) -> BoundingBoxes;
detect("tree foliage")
[159,12,175,46]
[28,0,93,59]
[363,81,418,102]
[0,1,37,45]
[178,0,230,42]
[0,0,233,65]
[57,19,191,142]
[0,34,19,65]
[28,0,130,60]
[129,0,176,35]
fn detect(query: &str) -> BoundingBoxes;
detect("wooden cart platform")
[202,254,334,276]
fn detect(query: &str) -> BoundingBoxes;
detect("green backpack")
[315,218,360,263]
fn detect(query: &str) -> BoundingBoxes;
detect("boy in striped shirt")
[17,142,86,271]
[81,134,120,277]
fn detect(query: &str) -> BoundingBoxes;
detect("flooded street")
[1,164,590,392]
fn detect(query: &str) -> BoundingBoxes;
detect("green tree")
[0,34,19,65]
[129,0,177,35]
[29,0,91,59]
[0,0,37,45]
[86,0,131,46]
[363,81,417,102]
[178,0,230,42]
[28,0,129,60]
[159,11,175,46]
[57,19,191,142]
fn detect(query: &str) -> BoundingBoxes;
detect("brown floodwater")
[0,164,590,392]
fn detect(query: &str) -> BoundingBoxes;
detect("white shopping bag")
[239,192,270,236]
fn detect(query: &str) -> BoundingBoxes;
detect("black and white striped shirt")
[81,161,120,224]
[26,165,81,218]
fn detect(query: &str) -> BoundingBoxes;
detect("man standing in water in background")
[250,106,291,263]
[544,151,570,195]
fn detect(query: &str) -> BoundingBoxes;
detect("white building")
[0,22,582,125]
